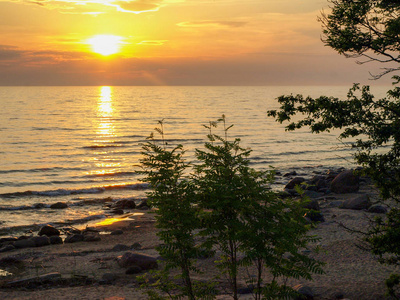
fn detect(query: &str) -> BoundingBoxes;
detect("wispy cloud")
[137,40,168,45]
[177,20,247,28]
[3,0,183,14]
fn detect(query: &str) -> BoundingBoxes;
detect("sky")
[0,0,394,86]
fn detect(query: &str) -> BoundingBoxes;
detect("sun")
[87,35,123,56]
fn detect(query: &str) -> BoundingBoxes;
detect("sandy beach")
[0,175,398,300]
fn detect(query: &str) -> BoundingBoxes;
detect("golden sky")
[0,0,390,85]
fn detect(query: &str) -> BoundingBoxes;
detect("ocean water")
[0,86,389,235]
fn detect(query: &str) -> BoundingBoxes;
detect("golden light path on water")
[94,212,144,227]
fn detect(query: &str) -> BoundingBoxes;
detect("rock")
[303,199,320,211]
[131,242,142,250]
[330,170,359,194]
[125,266,142,274]
[293,284,314,300]
[50,202,68,209]
[303,190,324,198]
[283,171,297,177]
[328,200,344,208]
[237,286,254,294]
[33,203,46,209]
[7,272,61,286]
[137,199,150,210]
[113,199,136,209]
[49,236,63,245]
[304,211,325,223]
[110,229,123,235]
[111,209,124,215]
[0,245,15,253]
[30,236,51,247]
[340,194,371,210]
[0,237,17,243]
[285,177,305,190]
[101,273,119,283]
[117,252,158,270]
[38,225,60,237]
[13,239,35,249]
[0,256,23,267]
[83,234,101,242]
[64,234,84,243]
[368,204,388,214]
[112,244,131,251]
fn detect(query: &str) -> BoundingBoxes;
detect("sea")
[0,85,389,236]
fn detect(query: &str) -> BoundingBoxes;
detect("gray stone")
[38,225,60,237]
[285,177,305,190]
[340,194,371,210]
[64,234,84,243]
[293,284,314,300]
[113,199,136,209]
[0,245,15,253]
[50,202,68,209]
[13,239,35,249]
[0,256,23,267]
[125,266,142,274]
[30,236,50,247]
[112,244,131,251]
[49,236,63,245]
[330,170,359,194]
[117,252,158,270]
[110,230,123,235]
[368,204,388,214]
[101,273,119,283]
[303,190,324,198]
[83,234,101,242]
[7,272,61,286]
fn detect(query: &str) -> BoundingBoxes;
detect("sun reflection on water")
[97,86,114,136]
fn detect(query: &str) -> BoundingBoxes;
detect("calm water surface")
[0,86,388,234]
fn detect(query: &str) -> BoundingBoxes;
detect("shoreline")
[1,168,398,299]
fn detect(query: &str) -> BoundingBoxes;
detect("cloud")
[0,45,23,60]
[137,40,168,45]
[177,20,247,28]
[2,0,179,14]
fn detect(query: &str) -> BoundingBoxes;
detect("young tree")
[194,116,323,300]
[138,121,206,300]
[268,0,400,297]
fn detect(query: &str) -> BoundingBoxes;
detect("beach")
[0,170,398,300]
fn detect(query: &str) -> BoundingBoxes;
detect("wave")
[82,144,126,149]
[83,171,137,178]
[0,182,149,198]
[0,167,85,175]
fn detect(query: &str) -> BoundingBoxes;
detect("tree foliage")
[320,0,400,78]
[269,1,400,297]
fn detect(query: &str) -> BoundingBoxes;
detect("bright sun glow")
[87,35,123,56]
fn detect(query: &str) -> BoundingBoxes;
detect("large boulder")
[117,252,158,271]
[340,194,371,210]
[38,225,60,237]
[330,170,359,194]
[13,239,35,249]
[30,236,51,247]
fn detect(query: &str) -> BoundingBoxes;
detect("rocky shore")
[0,168,398,299]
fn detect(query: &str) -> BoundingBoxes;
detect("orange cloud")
[177,20,247,28]
[3,0,181,14]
